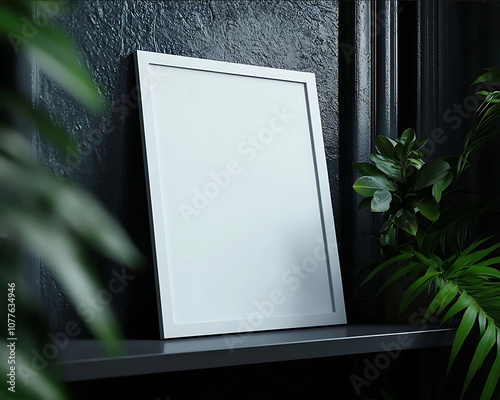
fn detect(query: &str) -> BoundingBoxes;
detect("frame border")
[135,50,346,339]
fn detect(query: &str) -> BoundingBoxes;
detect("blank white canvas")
[135,51,346,339]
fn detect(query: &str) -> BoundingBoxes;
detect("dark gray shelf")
[58,324,455,382]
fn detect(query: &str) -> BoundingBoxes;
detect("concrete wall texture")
[36,1,342,337]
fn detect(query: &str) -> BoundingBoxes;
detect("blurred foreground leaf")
[0,1,103,113]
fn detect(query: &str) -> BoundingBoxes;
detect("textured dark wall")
[37,0,341,338]
[37,0,500,340]
[28,1,500,398]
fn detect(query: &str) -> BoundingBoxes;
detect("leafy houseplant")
[353,69,500,400]
[0,2,140,399]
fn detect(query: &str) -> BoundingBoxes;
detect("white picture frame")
[135,50,346,339]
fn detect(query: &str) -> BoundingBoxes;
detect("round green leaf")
[371,189,392,212]
[411,136,428,152]
[400,128,416,157]
[353,162,385,177]
[414,159,451,190]
[369,154,401,180]
[415,197,440,221]
[375,136,396,158]
[394,208,418,236]
[358,197,372,211]
[380,224,396,247]
[432,172,454,203]
[353,176,397,197]
[400,128,415,146]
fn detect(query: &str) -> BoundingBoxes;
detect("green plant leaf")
[378,261,425,295]
[473,68,500,85]
[423,281,458,322]
[380,224,396,247]
[411,136,428,152]
[409,157,425,170]
[353,162,385,177]
[0,138,141,354]
[476,90,500,104]
[480,332,500,400]
[462,317,496,397]
[448,304,478,372]
[466,127,500,157]
[0,3,103,113]
[0,91,76,155]
[400,128,416,156]
[394,143,404,159]
[375,135,396,158]
[479,311,488,335]
[353,175,397,197]
[393,208,418,236]
[358,197,372,211]
[53,184,142,268]
[0,128,34,165]
[474,256,500,269]
[451,242,500,275]
[359,252,415,287]
[400,127,415,146]
[434,204,484,255]
[442,291,475,323]
[2,202,123,354]
[432,172,454,203]
[459,237,491,258]
[444,155,461,172]
[371,189,392,212]
[369,154,401,180]
[461,265,500,280]
[415,159,451,190]
[433,284,458,316]
[399,271,440,314]
[413,251,442,270]
[0,133,142,269]
[415,197,440,221]
[476,90,490,96]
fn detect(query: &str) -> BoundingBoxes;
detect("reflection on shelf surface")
[58,324,455,382]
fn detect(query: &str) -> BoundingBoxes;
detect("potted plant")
[353,69,500,399]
